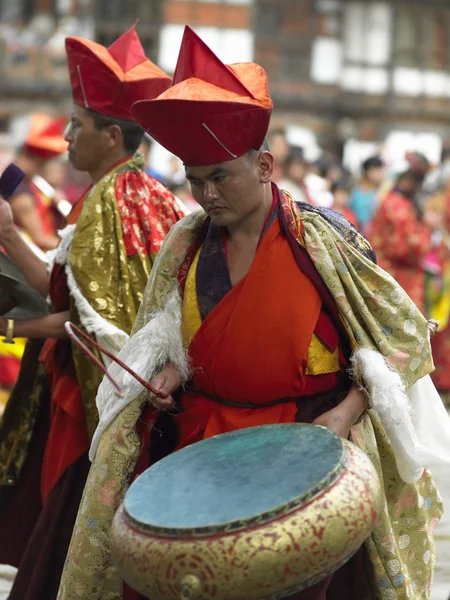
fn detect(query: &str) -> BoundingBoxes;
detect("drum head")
[124,424,345,537]
[0,251,49,319]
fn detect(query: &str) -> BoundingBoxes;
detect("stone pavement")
[430,459,450,600]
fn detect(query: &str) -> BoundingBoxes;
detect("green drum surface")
[123,423,345,537]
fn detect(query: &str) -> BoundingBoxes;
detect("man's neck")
[88,152,131,184]
[226,184,274,240]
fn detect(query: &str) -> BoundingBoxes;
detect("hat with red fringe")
[131,26,273,166]
[65,24,172,121]
[23,114,67,159]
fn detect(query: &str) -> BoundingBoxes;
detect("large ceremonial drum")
[110,424,382,600]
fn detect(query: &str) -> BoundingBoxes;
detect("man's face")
[367,166,385,187]
[185,151,273,228]
[64,105,108,173]
[398,173,420,196]
[333,188,349,208]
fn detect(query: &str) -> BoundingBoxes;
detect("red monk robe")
[38,193,87,502]
[369,189,432,314]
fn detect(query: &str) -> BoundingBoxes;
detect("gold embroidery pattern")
[69,168,157,438]
[109,441,382,600]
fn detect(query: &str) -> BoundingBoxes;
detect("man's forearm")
[1,311,70,340]
[2,227,50,297]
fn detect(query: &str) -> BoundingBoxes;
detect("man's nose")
[204,181,219,201]
[63,122,73,142]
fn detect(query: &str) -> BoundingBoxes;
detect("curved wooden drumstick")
[64,322,165,399]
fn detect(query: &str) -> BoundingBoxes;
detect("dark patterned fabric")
[296,201,377,265]
[196,224,230,321]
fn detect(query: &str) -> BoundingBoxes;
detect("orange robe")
[127,193,369,600]
[177,216,344,448]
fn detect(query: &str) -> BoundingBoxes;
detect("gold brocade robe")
[58,194,442,600]
[0,153,186,485]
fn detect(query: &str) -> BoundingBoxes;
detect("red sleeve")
[114,171,186,257]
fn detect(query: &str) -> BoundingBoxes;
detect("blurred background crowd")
[1,1,450,597]
[3,0,450,403]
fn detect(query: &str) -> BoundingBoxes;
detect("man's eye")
[215,175,226,182]
[190,180,202,187]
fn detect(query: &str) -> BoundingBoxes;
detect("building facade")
[2,0,450,165]
[254,0,450,165]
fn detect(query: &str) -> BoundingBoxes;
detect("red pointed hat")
[65,25,171,121]
[131,26,273,166]
[23,114,68,159]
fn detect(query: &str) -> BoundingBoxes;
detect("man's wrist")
[337,390,367,425]
[1,225,19,247]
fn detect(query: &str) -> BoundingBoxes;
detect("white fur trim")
[46,224,76,273]
[351,348,450,483]
[65,259,129,359]
[46,224,127,361]
[89,287,190,461]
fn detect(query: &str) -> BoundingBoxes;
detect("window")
[343,3,392,66]
[393,5,420,68]
[310,37,342,85]
[430,10,448,71]
[392,5,450,98]
[311,1,450,98]
[339,2,392,94]
[158,24,254,73]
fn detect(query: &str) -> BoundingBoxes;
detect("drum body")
[110,424,382,600]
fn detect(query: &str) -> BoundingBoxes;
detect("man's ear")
[258,151,274,184]
[104,124,122,150]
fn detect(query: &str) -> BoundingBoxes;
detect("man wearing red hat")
[59,27,450,600]
[370,152,442,314]
[0,26,186,599]
[11,113,67,251]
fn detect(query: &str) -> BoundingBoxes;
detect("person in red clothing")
[0,25,186,600]
[330,179,359,228]
[422,182,450,398]
[0,116,67,410]
[370,153,444,314]
[11,113,68,251]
